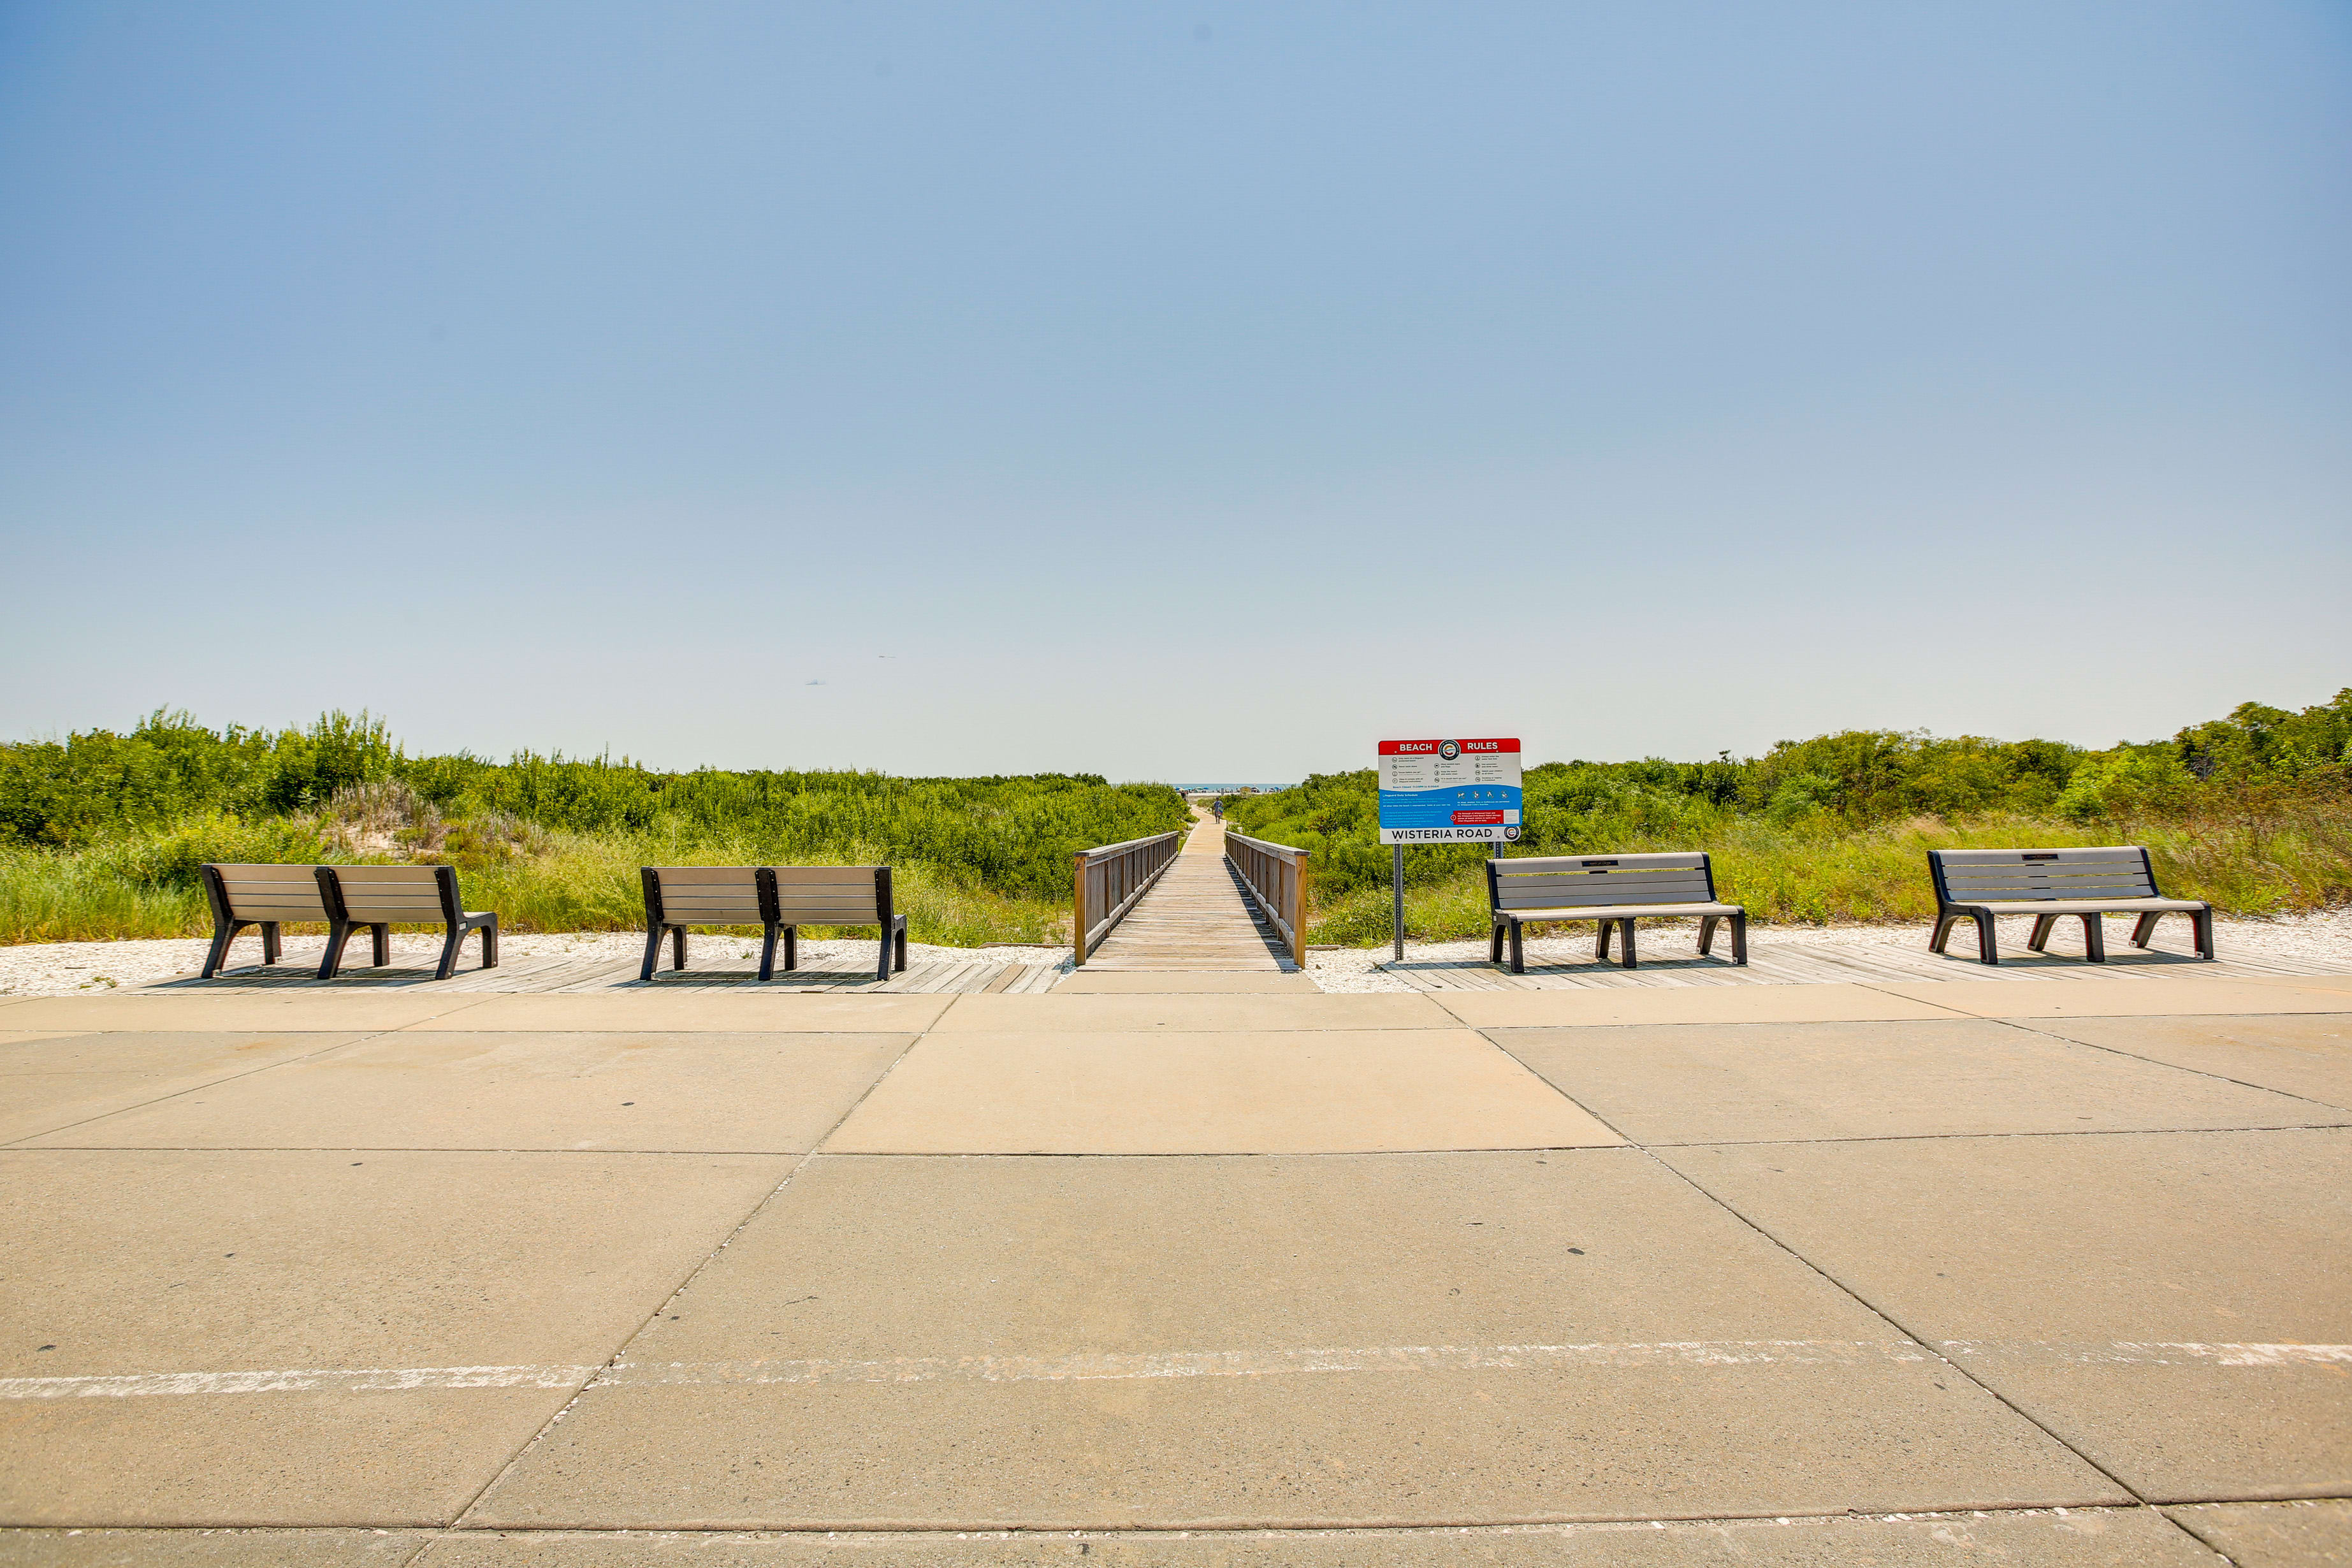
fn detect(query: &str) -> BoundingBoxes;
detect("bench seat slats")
[1502,901,1741,922]
[1942,881,2155,901]
[769,868,882,887]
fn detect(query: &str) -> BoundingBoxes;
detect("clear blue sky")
[3,2,2345,780]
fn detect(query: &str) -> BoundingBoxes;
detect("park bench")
[317,864,498,980]
[198,863,330,980]
[1928,846,2214,965]
[1486,852,1746,973]
[641,865,909,984]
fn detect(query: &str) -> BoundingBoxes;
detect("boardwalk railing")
[1224,832,1312,968]
[1071,831,1183,964]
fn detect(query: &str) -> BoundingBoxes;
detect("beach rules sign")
[1377,738,1523,844]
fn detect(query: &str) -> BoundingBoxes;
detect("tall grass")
[1299,801,2352,946]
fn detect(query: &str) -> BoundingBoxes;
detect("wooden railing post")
[1070,829,1182,966]
[1221,831,1312,971]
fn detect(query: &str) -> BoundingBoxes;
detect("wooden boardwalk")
[1080,817,1295,972]
[1377,932,2348,990]
[147,952,1063,996]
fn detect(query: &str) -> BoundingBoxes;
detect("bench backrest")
[772,866,890,926]
[329,864,462,924]
[639,866,895,926]
[1487,852,1716,912]
[203,864,330,923]
[1929,846,2156,904]
[644,866,768,926]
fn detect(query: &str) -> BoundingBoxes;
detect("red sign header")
[1377,738,1520,756]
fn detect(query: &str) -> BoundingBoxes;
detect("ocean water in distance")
[1170,782,1296,793]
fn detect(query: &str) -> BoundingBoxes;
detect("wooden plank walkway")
[1080,817,1295,972]
[143,953,1064,996]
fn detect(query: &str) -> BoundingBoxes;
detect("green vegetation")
[8,694,2347,950]
[1224,691,2352,945]
[0,712,1187,945]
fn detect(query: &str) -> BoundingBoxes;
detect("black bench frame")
[1485,852,1746,974]
[641,866,910,984]
[1927,846,2215,966]
[317,864,499,981]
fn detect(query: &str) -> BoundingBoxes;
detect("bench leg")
[1699,915,1718,956]
[2028,914,2057,952]
[894,921,908,974]
[201,920,243,980]
[639,927,664,984]
[1931,915,1957,954]
[671,926,688,973]
[262,922,282,967]
[1595,921,1613,962]
[1730,913,1748,966]
[759,924,780,982]
[317,920,353,981]
[2193,908,2216,961]
[371,924,391,967]
[479,917,497,969]
[783,927,797,973]
[2079,914,2105,963]
[1488,921,1505,966]
[2131,912,2160,949]
[876,932,892,984]
[1618,919,1637,970]
[1973,913,1999,966]
[1510,920,1525,975]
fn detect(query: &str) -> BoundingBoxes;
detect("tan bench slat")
[649,867,762,885]
[775,901,885,917]
[1495,868,1712,890]
[1500,887,1716,910]
[331,867,441,885]
[1943,876,2154,898]
[770,867,883,885]
[1934,846,2142,866]
[1505,901,1741,921]
[1956,898,2205,915]
[1497,877,1713,900]
[1495,853,1707,873]
[221,901,332,920]
[212,864,323,880]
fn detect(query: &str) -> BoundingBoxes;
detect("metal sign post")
[1376,737,1523,966]
[1391,843,1406,962]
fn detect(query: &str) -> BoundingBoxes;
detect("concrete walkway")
[1078,815,1295,973]
[1,971,2348,1564]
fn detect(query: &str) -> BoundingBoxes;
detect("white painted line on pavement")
[6,1340,2344,1398]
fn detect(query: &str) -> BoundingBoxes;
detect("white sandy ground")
[0,931,1072,997]
[2,913,2347,997]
